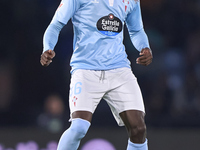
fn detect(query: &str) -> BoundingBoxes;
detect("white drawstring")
[99,71,105,82]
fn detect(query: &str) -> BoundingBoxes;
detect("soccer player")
[40,0,153,150]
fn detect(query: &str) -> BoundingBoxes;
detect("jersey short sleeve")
[125,1,143,32]
[51,0,80,25]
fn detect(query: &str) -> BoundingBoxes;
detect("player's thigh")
[103,68,145,126]
[107,68,145,114]
[72,111,93,122]
[69,69,106,121]
[119,110,145,129]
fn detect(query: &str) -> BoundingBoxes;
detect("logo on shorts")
[96,14,122,36]
[72,96,78,106]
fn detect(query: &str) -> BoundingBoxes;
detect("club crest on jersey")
[96,14,122,36]
[122,0,129,12]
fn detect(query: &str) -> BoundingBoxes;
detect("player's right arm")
[40,50,55,67]
[40,0,80,67]
[41,21,64,67]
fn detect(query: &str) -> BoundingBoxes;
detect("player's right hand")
[40,50,56,67]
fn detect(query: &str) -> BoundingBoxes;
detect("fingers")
[40,50,55,67]
[40,55,52,66]
[45,50,55,60]
[40,57,51,67]
[48,50,56,57]
[136,56,152,66]
[137,54,151,63]
[138,58,152,66]
[136,48,153,66]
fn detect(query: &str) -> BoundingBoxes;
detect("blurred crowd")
[0,141,57,150]
[0,139,115,150]
[0,0,200,129]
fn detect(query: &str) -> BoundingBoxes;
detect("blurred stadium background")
[0,0,200,149]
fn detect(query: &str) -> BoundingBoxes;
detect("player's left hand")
[136,48,153,66]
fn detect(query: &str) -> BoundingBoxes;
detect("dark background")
[0,0,200,149]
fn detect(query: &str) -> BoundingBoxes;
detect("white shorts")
[69,67,145,126]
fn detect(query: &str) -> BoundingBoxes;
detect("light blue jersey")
[43,0,150,72]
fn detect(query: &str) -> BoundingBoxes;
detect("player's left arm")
[136,47,152,66]
[125,0,153,66]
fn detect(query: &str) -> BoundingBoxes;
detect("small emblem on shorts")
[72,96,78,106]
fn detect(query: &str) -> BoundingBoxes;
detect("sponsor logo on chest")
[96,14,122,36]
